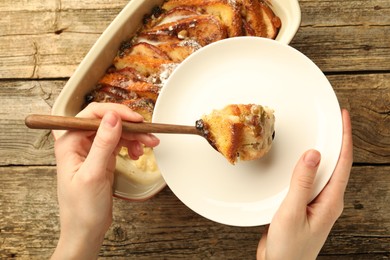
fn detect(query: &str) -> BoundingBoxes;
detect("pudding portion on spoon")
[196,104,275,164]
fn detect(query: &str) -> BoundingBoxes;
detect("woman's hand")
[257,109,353,260]
[51,103,159,260]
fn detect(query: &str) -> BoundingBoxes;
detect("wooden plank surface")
[0,165,389,259]
[1,0,389,78]
[0,0,389,259]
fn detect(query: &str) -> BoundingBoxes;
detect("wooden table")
[1,0,389,259]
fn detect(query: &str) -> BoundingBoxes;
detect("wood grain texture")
[0,3,125,79]
[1,0,389,78]
[293,0,390,72]
[330,74,390,164]
[0,80,62,165]
[0,165,388,259]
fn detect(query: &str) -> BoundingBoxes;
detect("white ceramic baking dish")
[52,0,301,201]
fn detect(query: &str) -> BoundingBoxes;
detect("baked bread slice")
[237,0,281,38]
[258,1,281,38]
[139,14,228,46]
[118,42,171,60]
[98,68,159,102]
[162,0,243,37]
[158,40,200,62]
[114,53,173,77]
[198,104,275,164]
[146,6,200,28]
[120,98,154,122]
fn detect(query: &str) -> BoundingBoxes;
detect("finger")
[257,226,269,260]
[82,111,122,177]
[319,109,353,200]
[118,134,159,160]
[285,149,321,210]
[78,102,144,122]
[128,142,143,160]
[122,140,144,160]
[121,132,160,148]
[78,103,160,148]
[54,130,95,168]
[303,110,353,227]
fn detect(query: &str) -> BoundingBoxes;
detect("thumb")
[257,226,269,259]
[285,149,321,210]
[84,111,122,175]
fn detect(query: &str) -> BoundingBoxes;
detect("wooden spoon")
[25,114,204,136]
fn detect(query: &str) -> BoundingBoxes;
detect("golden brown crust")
[120,42,171,60]
[114,54,173,76]
[120,98,154,122]
[157,40,202,62]
[96,68,159,102]
[259,1,281,38]
[146,6,200,29]
[139,14,228,46]
[98,68,143,87]
[236,0,281,38]
[162,0,243,37]
[202,112,244,164]
[201,104,275,164]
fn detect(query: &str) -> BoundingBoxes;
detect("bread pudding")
[196,104,275,164]
[85,0,280,177]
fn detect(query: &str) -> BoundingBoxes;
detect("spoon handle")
[25,114,200,135]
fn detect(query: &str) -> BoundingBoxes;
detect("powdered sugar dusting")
[148,63,179,89]
[159,63,178,86]
[227,0,238,7]
[178,39,202,50]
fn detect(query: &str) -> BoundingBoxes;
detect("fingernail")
[130,111,144,122]
[149,134,160,142]
[303,150,321,168]
[103,112,118,128]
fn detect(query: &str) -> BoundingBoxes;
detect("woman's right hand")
[257,109,353,260]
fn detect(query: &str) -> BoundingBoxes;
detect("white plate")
[152,37,342,226]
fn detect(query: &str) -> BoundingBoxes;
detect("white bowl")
[52,0,301,201]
